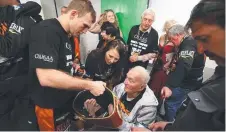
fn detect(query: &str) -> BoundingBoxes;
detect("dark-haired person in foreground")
[132,0,225,131]
[86,39,127,89]
[0,0,42,130]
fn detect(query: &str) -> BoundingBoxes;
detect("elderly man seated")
[85,66,158,131]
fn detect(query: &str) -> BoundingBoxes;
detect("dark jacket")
[165,66,225,131]
[127,25,159,68]
[165,36,205,90]
[85,49,124,88]
[0,2,42,81]
[0,2,42,130]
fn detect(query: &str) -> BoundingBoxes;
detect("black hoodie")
[0,1,42,81]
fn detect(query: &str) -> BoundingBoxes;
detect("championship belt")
[72,87,123,128]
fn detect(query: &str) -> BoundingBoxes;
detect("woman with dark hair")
[85,39,127,89]
[96,21,125,49]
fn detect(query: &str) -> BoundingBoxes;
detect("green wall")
[101,0,148,42]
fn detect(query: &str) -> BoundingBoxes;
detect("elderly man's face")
[124,69,145,94]
[140,14,154,31]
[168,34,183,46]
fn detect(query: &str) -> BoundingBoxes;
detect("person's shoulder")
[130,25,139,31]
[142,86,158,106]
[17,1,41,16]
[133,25,140,29]
[87,49,102,60]
[32,19,60,33]
[1,5,14,13]
[188,77,225,113]
[182,35,197,48]
[150,27,158,36]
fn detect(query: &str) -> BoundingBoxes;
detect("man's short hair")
[66,0,96,23]
[186,0,225,29]
[168,24,186,37]
[130,66,150,85]
[101,21,118,37]
[141,8,155,21]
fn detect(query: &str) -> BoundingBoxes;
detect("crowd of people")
[0,0,224,131]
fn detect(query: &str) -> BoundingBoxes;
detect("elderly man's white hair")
[141,8,155,21]
[130,66,150,84]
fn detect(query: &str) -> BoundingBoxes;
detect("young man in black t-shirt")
[127,8,159,69]
[29,0,106,130]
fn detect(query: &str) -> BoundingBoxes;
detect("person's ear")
[141,84,146,89]
[69,10,79,20]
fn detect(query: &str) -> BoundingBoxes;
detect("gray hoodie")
[113,83,158,131]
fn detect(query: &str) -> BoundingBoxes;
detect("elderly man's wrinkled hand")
[84,98,101,117]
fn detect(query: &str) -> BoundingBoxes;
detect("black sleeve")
[29,25,60,69]
[165,39,196,89]
[166,101,215,131]
[127,26,134,56]
[127,27,133,45]
[152,31,159,52]
[85,51,96,77]
[146,30,159,54]
[0,16,38,57]
[0,6,15,27]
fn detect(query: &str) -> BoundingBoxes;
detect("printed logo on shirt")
[13,5,21,10]
[179,50,195,59]
[9,23,24,34]
[65,42,72,51]
[34,54,53,62]
[130,40,148,55]
[134,34,148,43]
[66,55,72,60]
[66,61,73,66]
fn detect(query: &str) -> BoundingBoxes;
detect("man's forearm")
[36,68,92,91]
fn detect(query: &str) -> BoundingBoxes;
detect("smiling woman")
[85,39,127,89]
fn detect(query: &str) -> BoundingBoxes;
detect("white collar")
[139,25,152,33]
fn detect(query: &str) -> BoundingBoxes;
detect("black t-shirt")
[29,18,77,109]
[120,88,145,112]
[127,25,159,68]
